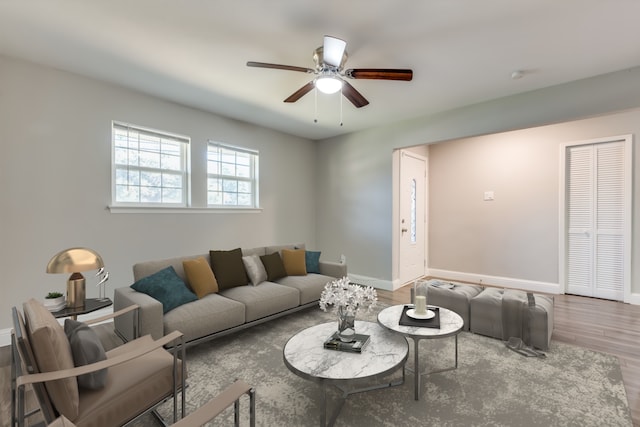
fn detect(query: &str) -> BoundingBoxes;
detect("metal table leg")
[408,334,459,401]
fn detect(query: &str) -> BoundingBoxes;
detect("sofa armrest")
[318,261,347,278]
[114,287,164,341]
[85,304,139,326]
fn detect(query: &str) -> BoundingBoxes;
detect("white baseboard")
[426,268,562,295]
[627,293,640,305]
[0,306,114,348]
[349,274,395,291]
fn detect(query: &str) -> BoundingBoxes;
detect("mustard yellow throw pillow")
[282,249,307,276]
[183,257,219,298]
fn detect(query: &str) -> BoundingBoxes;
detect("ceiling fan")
[247,35,413,108]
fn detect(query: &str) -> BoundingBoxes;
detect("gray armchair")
[11,299,185,427]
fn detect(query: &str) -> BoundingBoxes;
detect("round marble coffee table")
[377,304,463,401]
[283,320,408,427]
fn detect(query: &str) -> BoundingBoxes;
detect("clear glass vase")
[337,305,356,342]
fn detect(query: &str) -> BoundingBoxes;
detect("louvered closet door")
[566,141,626,300]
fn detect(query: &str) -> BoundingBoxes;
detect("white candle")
[415,295,427,315]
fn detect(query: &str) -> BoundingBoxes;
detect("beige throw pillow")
[183,257,219,298]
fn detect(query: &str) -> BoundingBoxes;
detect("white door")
[398,151,427,285]
[562,136,632,301]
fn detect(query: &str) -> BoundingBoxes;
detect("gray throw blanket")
[503,291,546,358]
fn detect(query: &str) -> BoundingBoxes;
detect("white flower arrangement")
[319,276,378,315]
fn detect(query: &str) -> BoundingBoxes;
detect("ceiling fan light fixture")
[315,76,342,94]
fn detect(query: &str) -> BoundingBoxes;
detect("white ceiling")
[1,1,640,140]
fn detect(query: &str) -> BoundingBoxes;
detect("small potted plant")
[44,291,66,311]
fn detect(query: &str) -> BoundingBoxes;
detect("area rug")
[132,304,631,427]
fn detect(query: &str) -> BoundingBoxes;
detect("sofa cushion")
[210,248,249,289]
[23,298,79,420]
[242,254,268,286]
[282,249,307,276]
[131,266,197,314]
[64,319,108,390]
[183,257,219,298]
[276,274,335,304]
[75,335,184,427]
[260,252,287,281]
[305,250,321,274]
[219,282,299,322]
[163,294,246,342]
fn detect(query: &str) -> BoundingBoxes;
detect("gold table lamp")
[46,247,104,308]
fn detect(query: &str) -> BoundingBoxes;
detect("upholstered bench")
[470,287,554,350]
[426,281,483,331]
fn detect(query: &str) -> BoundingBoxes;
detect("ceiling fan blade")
[345,68,413,81]
[247,61,314,74]
[341,81,369,108]
[284,81,315,103]
[323,35,347,67]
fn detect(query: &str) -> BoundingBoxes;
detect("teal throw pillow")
[305,250,321,274]
[131,266,197,314]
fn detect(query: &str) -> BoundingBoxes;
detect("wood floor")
[376,284,640,427]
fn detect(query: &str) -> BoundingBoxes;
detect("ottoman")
[470,288,554,350]
[426,281,483,331]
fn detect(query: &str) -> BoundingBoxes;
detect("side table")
[377,304,463,400]
[51,298,113,320]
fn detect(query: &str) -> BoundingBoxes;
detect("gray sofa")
[114,244,346,346]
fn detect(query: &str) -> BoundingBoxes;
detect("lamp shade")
[46,247,104,274]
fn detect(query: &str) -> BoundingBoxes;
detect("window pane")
[238,181,251,193]
[238,194,252,206]
[162,188,182,203]
[141,186,161,203]
[116,184,139,202]
[208,178,221,191]
[139,149,160,168]
[223,192,237,205]
[237,165,250,178]
[223,179,237,192]
[162,172,182,188]
[208,191,222,205]
[221,163,235,176]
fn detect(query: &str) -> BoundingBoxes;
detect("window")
[112,122,189,206]
[207,141,259,208]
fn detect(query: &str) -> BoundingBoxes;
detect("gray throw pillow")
[242,254,268,285]
[64,319,107,390]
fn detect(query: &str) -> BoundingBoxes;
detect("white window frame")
[111,122,190,207]
[207,141,259,209]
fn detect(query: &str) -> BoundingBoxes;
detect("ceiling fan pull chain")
[340,91,343,126]
[314,87,318,123]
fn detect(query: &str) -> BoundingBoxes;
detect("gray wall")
[0,56,318,328]
[317,67,640,295]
